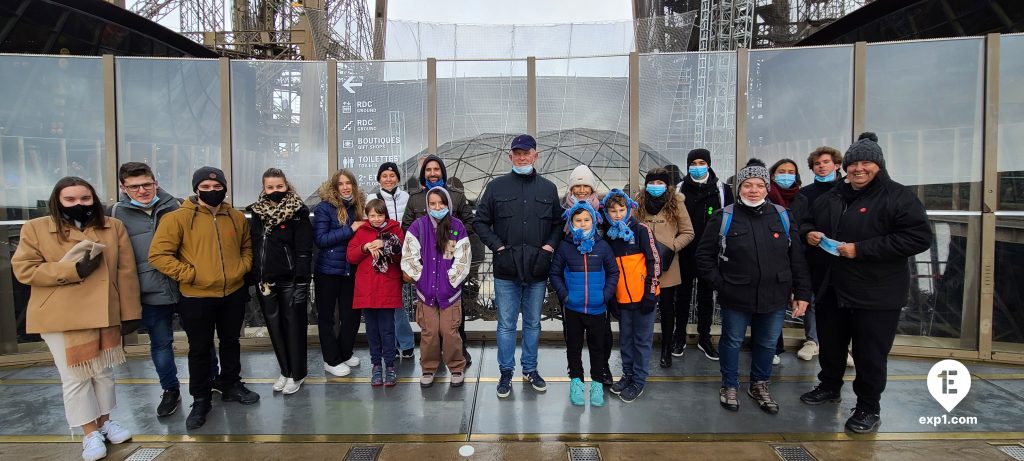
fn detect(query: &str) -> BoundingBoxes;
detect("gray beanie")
[843,132,885,170]
[736,158,771,191]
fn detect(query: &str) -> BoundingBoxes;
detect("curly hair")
[635,167,685,229]
[329,169,365,224]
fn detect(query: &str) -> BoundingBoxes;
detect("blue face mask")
[512,164,534,175]
[815,170,836,183]
[819,236,843,256]
[646,184,667,197]
[774,173,797,189]
[688,165,709,179]
[428,207,449,220]
[130,198,156,208]
[425,178,445,189]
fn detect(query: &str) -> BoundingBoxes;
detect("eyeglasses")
[123,182,156,191]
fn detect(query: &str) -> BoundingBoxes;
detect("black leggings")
[658,286,681,346]
[314,273,360,366]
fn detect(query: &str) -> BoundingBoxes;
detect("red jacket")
[347,219,405,309]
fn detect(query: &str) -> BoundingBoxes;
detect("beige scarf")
[59,240,126,380]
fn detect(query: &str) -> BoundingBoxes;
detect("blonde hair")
[330,169,365,224]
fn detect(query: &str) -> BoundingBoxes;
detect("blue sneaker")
[610,375,632,395]
[496,370,513,398]
[569,378,585,406]
[371,365,383,387]
[590,381,605,407]
[619,383,644,403]
[523,370,547,392]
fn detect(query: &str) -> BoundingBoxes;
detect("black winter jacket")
[694,202,812,313]
[248,204,314,282]
[474,169,562,284]
[807,171,932,310]
[798,175,842,290]
[678,171,734,278]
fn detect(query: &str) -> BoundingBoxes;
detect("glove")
[640,293,658,314]
[75,251,103,279]
[292,282,310,306]
[120,319,142,336]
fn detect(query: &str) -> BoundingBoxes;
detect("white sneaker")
[283,378,305,395]
[343,356,360,367]
[325,362,351,377]
[99,420,131,444]
[772,354,782,365]
[847,353,855,367]
[272,375,288,392]
[797,341,819,361]
[81,431,106,461]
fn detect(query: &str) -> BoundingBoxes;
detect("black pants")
[314,273,360,366]
[658,285,681,346]
[563,309,609,381]
[815,288,902,414]
[678,275,714,339]
[177,288,247,399]
[256,281,308,380]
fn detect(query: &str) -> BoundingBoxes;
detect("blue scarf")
[606,219,634,242]
[571,226,596,254]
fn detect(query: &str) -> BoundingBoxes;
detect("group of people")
[11,130,932,461]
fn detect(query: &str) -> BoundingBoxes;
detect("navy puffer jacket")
[313,181,357,276]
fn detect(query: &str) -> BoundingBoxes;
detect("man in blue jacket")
[474,134,562,399]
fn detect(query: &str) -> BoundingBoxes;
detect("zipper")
[284,245,294,271]
[583,255,589,313]
[212,212,227,296]
[259,226,269,283]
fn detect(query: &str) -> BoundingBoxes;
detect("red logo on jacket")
[860,207,868,213]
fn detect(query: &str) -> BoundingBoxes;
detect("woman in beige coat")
[635,168,695,368]
[12,177,141,461]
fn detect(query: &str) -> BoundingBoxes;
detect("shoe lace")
[753,382,776,404]
[724,387,738,401]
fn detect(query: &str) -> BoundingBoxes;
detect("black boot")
[157,389,181,417]
[659,342,672,368]
[185,398,212,430]
[671,337,686,357]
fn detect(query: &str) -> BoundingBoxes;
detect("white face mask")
[740,197,766,207]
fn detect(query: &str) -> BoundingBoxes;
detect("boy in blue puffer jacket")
[549,201,619,407]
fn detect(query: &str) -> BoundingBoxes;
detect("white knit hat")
[567,165,596,190]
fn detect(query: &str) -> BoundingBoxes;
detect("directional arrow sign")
[342,76,362,94]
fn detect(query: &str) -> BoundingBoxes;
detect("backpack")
[718,203,790,261]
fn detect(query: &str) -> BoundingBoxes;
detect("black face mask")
[266,191,288,203]
[198,189,227,207]
[61,204,93,223]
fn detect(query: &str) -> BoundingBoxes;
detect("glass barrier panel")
[998,34,1024,211]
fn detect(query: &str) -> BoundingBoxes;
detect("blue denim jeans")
[804,298,818,342]
[395,285,416,351]
[618,307,657,387]
[364,308,397,368]
[493,279,546,374]
[141,304,219,391]
[719,307,786,388]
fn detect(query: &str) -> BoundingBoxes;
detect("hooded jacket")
[312,180,357,276]
[694,201,812,314]
[367,186,409,223]
[109,188,181,306]
[402,155,475,234]
[678,169,733,279]
[548,201,619,316]
[347,219,405,309]
[247,193,314,283]
[807,170,932,309]
[474,166,563,284]
[149,197,253,298]
[600,189,661,312]
[400,187,472,308]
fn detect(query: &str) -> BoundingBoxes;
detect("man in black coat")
[474,134,562,399]
[798,133,933,434]
[401,155,475,366]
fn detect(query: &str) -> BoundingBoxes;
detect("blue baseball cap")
[510,134,536,151]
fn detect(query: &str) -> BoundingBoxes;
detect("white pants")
[41,333,116,428]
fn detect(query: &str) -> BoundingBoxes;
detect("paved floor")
[0,343,1022,459]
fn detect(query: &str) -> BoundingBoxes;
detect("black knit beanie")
[192,166,227,192]
[687,148,712,166]
[377,162,400,182]
[843,132,885,170]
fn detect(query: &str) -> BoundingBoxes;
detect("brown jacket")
[12,217,142,334]
[148,198,252,298]
[640,192,695,288]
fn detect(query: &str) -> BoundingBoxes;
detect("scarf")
[606,219,634,242]
[250,191,305,231]
[643,192,668,216]
[372,228,402,273]
[57,239,125,380]
[767,184,799,208]
[571,226,596,254]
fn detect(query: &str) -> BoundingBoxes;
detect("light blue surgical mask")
[646,184,667,197]
[819,236,842,256]
[512,164,534,175]
[428,207,449,220]
[688,165,709,179]
[130,198,156,208]
[815,171,836,183]
[774,173,797,189]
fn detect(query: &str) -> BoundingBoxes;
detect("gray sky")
[386,0,632,24]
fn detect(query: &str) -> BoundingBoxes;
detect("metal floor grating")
[998,444,1024,461]
[567,445,601,461]
[124,447,166,461]
[344,445,382,461]
[772,445,816,461]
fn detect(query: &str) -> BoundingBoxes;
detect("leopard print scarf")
[250,191,305,231]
